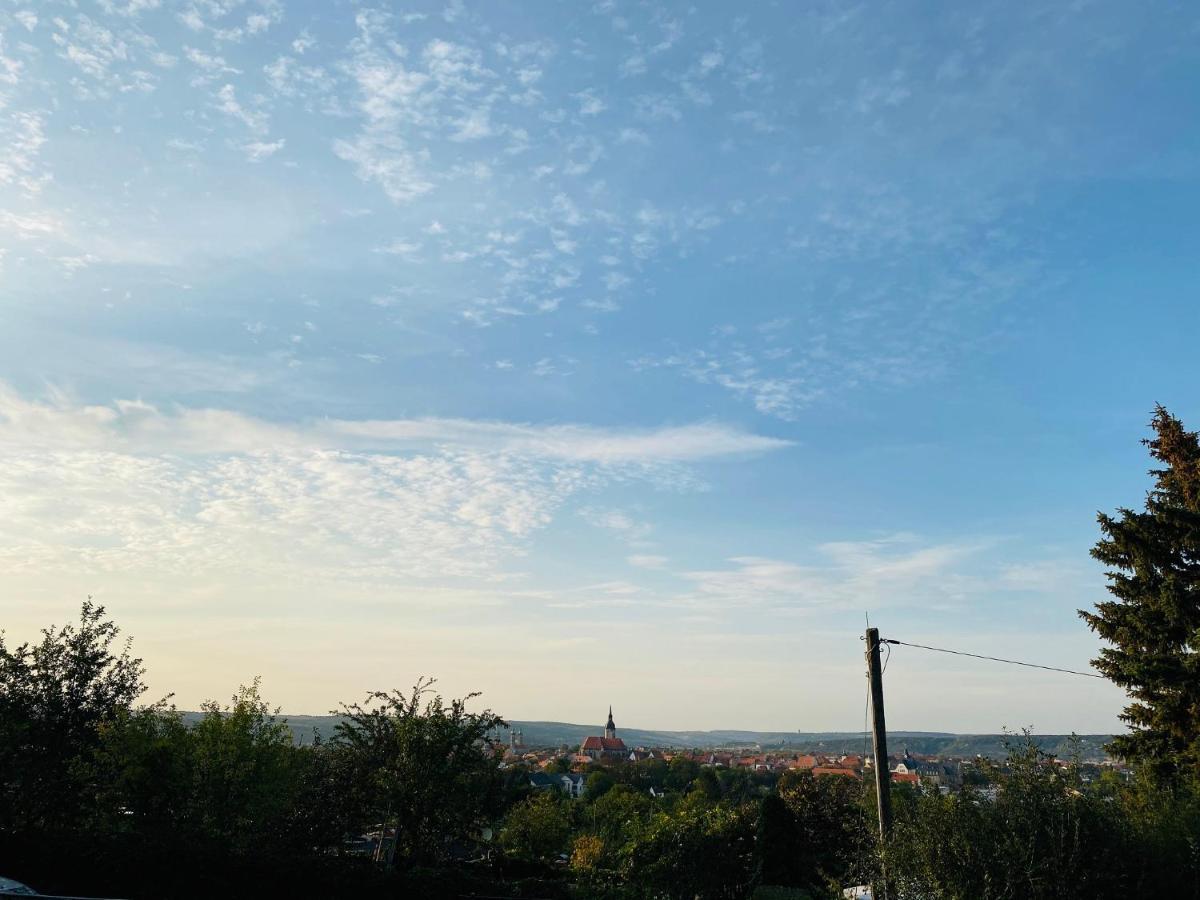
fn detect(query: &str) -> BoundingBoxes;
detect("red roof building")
[812,766,860,779]
[580,706,627,760]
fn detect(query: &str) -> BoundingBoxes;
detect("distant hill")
[178,712,1113,760]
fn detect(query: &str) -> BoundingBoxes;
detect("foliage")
[189,679,299,851]
[590,784,655,843]
[6,601,1200,900]
[617,797,758,899]
[886,733,1200,899]
[0,600,146,831]
[333,676,506,865]
[585,770,617,801]
[1082,405,1200,780]
[570,833,605,873]
[499,791,573,862]
[771,769,875,895]
[693,767,723,800]
[664,755,700,792]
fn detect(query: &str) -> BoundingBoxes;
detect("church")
[579,706,627,760]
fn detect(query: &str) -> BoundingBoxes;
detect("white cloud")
[620,55,646,77]
[0,383,790,461]
[698,51,723,73]
[450,106,492,141]
[0,384,786,586]
[0,209,63,238]
[678,535,993,611]
[184,46,241,77]
[333,134,434,203]
[215,83,268,133]
[99,0,161,17]
[575,89,606,116]
[580,506,651,541]
[0,110,47,195]
[242,138,284,161]
[375,239,423,258]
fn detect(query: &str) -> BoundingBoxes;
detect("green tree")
[692,767,722,801]
[0,600,146,830]
[549,755,571,774]
[665,755,700,792]
[886,734,1141,899]
[334,677,505,866]
[189,679,299,851]
[619,800,757,899]
[498,791,573,862]
[1081,406,1200,779]
[93,704,193,837]
[776,769,875,893]
[635,757,669,792]
[590,784,654,843]
[584,770,616,802]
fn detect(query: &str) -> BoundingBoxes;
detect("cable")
[881,638,1104,679]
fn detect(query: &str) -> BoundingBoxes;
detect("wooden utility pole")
[865,627,893,838]
[866,626,893,900]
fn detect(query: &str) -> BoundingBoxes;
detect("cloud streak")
[0,384,787,584]
[0,384,789,462]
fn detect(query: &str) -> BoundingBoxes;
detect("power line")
[881,638,1105,679]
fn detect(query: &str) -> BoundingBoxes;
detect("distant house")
[561,772,588,799]
[530,771,588,799]
[580,706,628,761]
[892,750,961,788]
[528,772,560,792]
[812,766,859,779]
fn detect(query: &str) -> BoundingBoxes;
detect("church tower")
[604,705,616,739]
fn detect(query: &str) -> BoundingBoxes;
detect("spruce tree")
[1081,406,1200,780]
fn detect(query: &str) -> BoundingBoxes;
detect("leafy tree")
[776,769,875,893]
[0,600,146,830]
[756,793,801,888]
[189,679,299,851]
[619,800,757,899]
[590,784,654,844]
[692,767,722,801]
[584,770,616,802]
[634,757,669,792]
[93,704,193,836]
[549,755,571,774]
[885,734,1151,899]
[664,755,699,792]
[498,791,573,862]
[334,677,505,866]
[1081,406,1200,779]
[569,833,605,874]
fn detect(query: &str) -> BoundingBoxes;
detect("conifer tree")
[1081,406,1200,779]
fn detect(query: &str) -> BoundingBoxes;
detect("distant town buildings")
[503,713,1127,802]
[580,706,627,761]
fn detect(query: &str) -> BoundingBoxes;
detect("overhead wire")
[880,638,1104,679]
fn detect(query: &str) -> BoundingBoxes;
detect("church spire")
[605,705,616,739]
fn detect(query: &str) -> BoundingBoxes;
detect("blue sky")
[1,0,1197,733]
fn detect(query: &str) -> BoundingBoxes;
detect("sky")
[1,0,1198,735]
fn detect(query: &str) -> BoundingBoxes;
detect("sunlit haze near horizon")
[3,0,1198,734]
